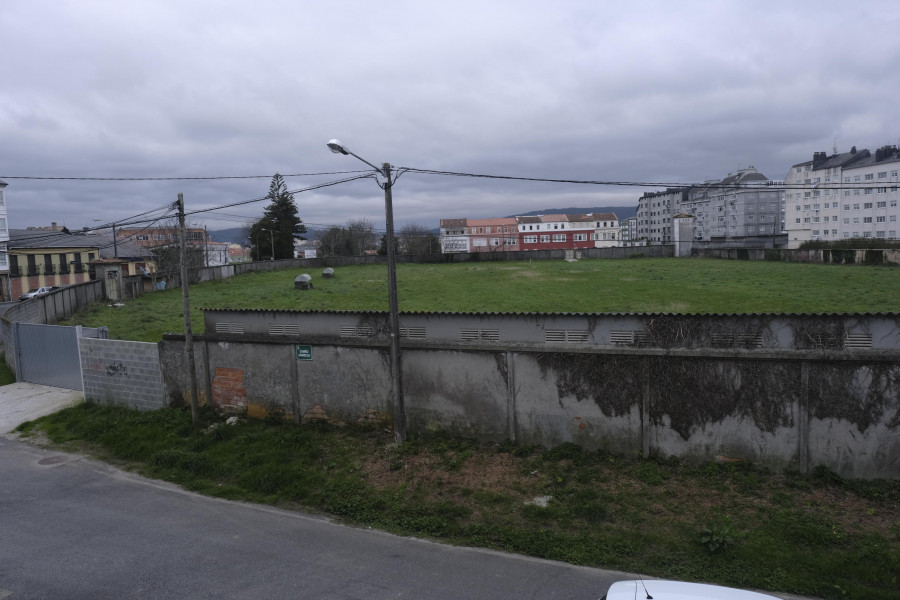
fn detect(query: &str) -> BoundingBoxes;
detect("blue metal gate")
[13,323,108,391]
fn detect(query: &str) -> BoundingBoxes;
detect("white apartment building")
[0,180,8,273]
[784,145,900,248]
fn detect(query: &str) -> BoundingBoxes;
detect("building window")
[540,235,550,243]
[523,235,537,244]
[573,233,587,242]
[552,234,566,242]
[865,174,874,180]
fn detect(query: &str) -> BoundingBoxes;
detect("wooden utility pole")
[178,193,200,426]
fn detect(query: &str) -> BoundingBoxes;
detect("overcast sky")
[2,0,899,238]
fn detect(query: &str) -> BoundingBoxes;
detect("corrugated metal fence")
[13,323,108,391]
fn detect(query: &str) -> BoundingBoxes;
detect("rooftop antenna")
[833,136,838,156]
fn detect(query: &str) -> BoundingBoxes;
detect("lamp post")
[327,139,405,442]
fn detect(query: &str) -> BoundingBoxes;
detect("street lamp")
[327,139,405,442]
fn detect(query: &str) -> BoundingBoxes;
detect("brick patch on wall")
[212,367,247,411]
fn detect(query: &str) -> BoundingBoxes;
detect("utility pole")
[382,162,405,442]
[178,193,200,427]
[112,222,118,259]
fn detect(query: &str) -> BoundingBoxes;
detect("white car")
[18,286,55,301]
[603,580,782,600]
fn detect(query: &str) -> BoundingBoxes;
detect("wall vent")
[545,330,589,343]
[400,327,427,339]
[844,333,873,349]
[268,324,301,336]
[215,322,245,335]
[710,333,764,348]
[340,326,375,338]
[611,330,650,345]
[460,328,500,342]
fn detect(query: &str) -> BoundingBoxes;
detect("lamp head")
[327,139,349,155]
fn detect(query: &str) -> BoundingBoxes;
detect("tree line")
[245,174,440,259]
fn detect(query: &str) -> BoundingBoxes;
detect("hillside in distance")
[507,205,637,219]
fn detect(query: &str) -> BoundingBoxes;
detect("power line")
[0,170,372,181]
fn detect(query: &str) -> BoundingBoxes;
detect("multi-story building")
[619,215,638,246]
[439,218,470,253]
[441,213,620,253]
[637,168,784,247]
[783,145,899,247]
[0,181,9,277]
[467,217,519,253]
[117,227,208,249]
[4,229,154,300]
[688,168,784,243]
[635,188,688,243]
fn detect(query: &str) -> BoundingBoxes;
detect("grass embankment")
[17,404,898,600]
[61,258,900,342]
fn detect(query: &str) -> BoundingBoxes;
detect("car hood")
[604,580,780,600]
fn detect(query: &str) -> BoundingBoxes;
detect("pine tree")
[250,174,307,260]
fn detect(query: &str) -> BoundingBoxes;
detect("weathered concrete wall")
[693,247,900,266]
[80,338,166,410]
[159,327,900,479]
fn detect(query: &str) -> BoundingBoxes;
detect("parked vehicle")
[18,286,54,301]
[602,580,781,600]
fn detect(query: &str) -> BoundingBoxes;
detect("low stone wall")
[80,338,166,410]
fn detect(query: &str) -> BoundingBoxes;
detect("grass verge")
[16,403,899,600]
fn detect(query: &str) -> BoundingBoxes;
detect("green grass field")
[62,258,900,342]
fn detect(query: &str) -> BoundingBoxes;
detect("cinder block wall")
[80,338,166,410]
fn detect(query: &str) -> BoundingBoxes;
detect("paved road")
[0,437,625,599]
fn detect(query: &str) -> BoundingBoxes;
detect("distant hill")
[508,206,637,220]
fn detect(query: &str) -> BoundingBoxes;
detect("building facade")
[783,145,900,247]
[440,213,620,254]
[0,181,9,276]
[636,168,785,247]
[4,229,154,301]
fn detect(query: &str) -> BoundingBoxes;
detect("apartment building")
[440,213,620,253]
[439,218,470,253]
[116,227,208,249]
[783,145,899,247]
[636,168,784,246]
[466,217,519,253]
[0,181,9,275]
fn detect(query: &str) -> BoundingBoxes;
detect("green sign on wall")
[296,345,313,361]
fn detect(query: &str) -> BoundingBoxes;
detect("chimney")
[51,222,58,230]
[850,146,857,154]
[812,152,827,169]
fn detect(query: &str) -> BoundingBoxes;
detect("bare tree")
[317,226,349,257]
[398,223,440,255]
[345,218,377,255]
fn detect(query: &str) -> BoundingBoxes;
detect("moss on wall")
[649,357,798,440]
[535,353,642,418]
[808,362,900,431]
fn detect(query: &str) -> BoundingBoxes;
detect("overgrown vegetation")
[59,258,900,342]
[0,353,16,385]
[799,239,900,250]
[16,404,899,600]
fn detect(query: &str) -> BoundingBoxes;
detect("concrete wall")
[692,247,900,265]
[80,338,166,410]
[160,310,900,479]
